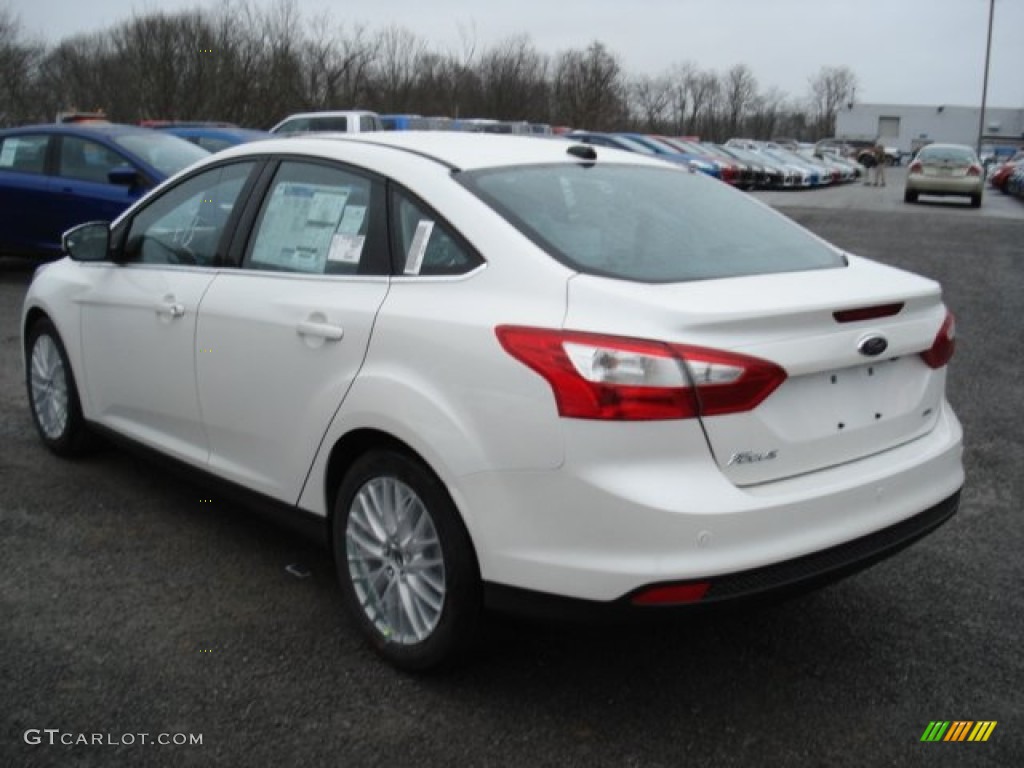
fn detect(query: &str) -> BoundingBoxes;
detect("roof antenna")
[566,144,597,161]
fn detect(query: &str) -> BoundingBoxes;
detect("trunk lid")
[564,256,950,485]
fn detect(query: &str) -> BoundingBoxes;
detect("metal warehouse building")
[836,103,1024,157]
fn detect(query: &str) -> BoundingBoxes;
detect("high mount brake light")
[920,312,956,369]
[496,326,787,421]
[834,303,904,323]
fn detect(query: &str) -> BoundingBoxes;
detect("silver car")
[905,144,985,208]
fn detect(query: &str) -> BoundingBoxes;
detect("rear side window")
[459,164,844,283]
[0,135,48,174]
[390,189,482,276]
[310,117,349,132]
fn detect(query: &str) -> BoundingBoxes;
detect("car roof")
[211,131,670,173]
[164,126,271,140]
[0,122,157,139]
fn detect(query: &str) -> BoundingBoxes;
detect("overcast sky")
[10,0,1024,108]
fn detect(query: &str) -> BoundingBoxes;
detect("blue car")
[152,124,272,153]
[615,133,721,178]
[0,122,208,258]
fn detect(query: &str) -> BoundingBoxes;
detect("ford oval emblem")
[858,335,888,357]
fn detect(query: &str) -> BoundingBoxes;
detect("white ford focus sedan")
[22,133,963,669]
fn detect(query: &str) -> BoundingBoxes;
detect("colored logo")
[920,721,997,742]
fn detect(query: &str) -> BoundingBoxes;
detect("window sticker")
[337,204,366,235]
[328,233,365,264]
[307,190,349,226]
[404,220,435,275]
[0,142,17,167]
[251,182,354,272]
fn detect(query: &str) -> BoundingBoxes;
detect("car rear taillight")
[496,326,787,421]
[967,164,983,177]
[909,161,923,174]
[920,312,956,369]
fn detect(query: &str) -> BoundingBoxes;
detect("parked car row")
[564,133,865,190]
[988,150,1024,198]
[1005,163,1024,199]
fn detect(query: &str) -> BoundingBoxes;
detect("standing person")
[872,141,887,187]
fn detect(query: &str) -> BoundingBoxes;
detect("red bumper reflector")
[631,582,711,606]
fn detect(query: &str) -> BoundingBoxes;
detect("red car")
[989,152,1024,193]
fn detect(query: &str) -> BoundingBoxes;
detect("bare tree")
[807,65,858,138]
[723,63,757,137]
[0,6,45,124]
[372,24,427,112]
[552,41,626,130]
[744,86,788,139]
[629,74,673,132]
[476,35,549,121]
[2,2,860,140]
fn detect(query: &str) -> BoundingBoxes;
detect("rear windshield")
[459,164,844,283]
[918,146,976,164]
[113,132,209,177]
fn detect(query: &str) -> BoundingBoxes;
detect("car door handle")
[296,320,344,341]
[156,301,185,319]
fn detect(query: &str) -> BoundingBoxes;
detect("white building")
[836,103,1024,156]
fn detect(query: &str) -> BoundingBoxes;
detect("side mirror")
[108,164,140,187]
[63,221,111,262]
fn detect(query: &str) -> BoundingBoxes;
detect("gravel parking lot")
[2,176,1023,767]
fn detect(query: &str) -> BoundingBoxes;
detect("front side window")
[58,137,128,184]
[460,163,844,283]
[123,162,255,266]
[0,135,48,174]
[390,189,482,276]
[245,161,379,275]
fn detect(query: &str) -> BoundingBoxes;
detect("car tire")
[970,194,982,208]
[904,190,918,204]
[25,318,94,456]
[332,448,482,671]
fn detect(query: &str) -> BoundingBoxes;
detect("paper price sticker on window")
[404,220,435,275]
[328,234,365,264]
[337,205,366,235]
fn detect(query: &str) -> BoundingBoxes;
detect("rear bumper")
[906,176,984,196]
[485,488,960,619]
[459,401,964,603]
